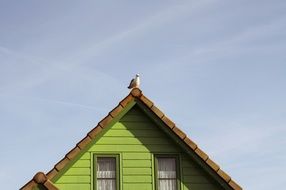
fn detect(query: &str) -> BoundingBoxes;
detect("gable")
[50,105,225,190]
[21,88,241,190]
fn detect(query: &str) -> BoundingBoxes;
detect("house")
[21,88,242,190]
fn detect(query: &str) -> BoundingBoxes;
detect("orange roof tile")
[21,172,58,190]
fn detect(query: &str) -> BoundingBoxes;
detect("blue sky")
[0,0,285,189]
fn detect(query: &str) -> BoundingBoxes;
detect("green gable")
[21,88,241,190]
[52,105,224,190]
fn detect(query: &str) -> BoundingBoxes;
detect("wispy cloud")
[0,93,103,111]
[144,9,286,67]
[1,0,217,96]
[60,0,217,65]
[0,45,122,97]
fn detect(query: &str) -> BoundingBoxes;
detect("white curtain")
[158,158,177,190]
[97,157,116,190]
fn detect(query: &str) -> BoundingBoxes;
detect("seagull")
[128,74,140,89]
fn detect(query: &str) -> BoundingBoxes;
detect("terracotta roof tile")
[21,180,37,190]
[162,115,175,129]
[206,158,220,172]
[88,125,102,139]
[217,169,231,182]
[130,88,142,97]
[66,147,81,160]
[150,105,164,118]
[21,173,59,190]
[119,94,133,107]
[229,180,242,190]
[109,104,124,118]
[195,147,209,161]
[43,180,59,190]
[77,135,92,150]
[183,137,197,150]
[55,157,70,171]
[33,172,47,184]
[140,94,153,108]
[46,169,58,179]
[99,115,113,128]
[173,126,187,139]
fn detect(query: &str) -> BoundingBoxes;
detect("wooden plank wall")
[53,106,223,190]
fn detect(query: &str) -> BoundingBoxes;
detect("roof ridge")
[20,88,242,190]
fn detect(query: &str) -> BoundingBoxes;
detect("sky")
[0,0,285,189]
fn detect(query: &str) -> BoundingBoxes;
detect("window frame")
[93,154,120,190]
[154,154,181,190]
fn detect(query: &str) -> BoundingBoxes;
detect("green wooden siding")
[52,105,224,190]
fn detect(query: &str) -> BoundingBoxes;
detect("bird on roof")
[128,74,140,89]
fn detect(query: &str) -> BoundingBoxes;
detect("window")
[94,155,119,190]
[155,156,179,190]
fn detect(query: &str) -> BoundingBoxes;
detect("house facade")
[21,88,242,190]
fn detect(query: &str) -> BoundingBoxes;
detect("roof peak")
[130,87,142,97]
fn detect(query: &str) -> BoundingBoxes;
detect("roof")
[22,172,59,190]
[21,88,242,190]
